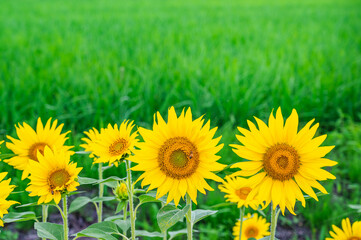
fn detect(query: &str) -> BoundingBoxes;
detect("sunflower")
[0,172,18,227]
[131,107,225,206]
[219,176,263,210]
[26,147,82,204]
[326,218,361,240]
[80,127,100,158]
[231,108,336,214]
[5,118,73,180]
[232,213,270,240]
[81,121,138,167]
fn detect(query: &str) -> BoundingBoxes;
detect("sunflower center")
[29,142,49,161]
[49,169,70,189]
[235,187,252,200]
[244,226,259,238]
[109,138,127,156]
[170,150,188,168]
[348,237,361,240]
[263,143,300,181]
[158,137,199,179]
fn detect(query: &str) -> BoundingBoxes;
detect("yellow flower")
[81,121,138,167]
[326,218,361,240]
[0,172,18,227]
[26,147,82,204]
[219,176,263,210]
[5,118,73,180]
[131,107,225,206]
[231,108,336,214]
[232,213,270,240]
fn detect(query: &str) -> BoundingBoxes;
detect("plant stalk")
[126,160,136,240]
[62,197,69,240]
[270,204,280,240]
[238,206,245,239]
[98,162,104,223]
[186,194,193,240]
[42,205,49,240]
[123,203,128,240]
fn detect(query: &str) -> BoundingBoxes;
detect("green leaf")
[134,189,146,194]
[349,204,361,212]
[209,202,236,209]
[114,219,131,233]
[75,221,121,240]
[96,176,125,185]
[91,196,116,202]
[115,201,127,214]
[157,205,190,232]
[103,216,131,233]
[78,176,98,185]
[34,222,64,240]
[304,192,328,200]
[69,196,91,213]
[138,194,161,205]
[169,229,188,240]
[135,230,163,238]
[191,209,217,225]
[259,237,279,240]
[140,191,171,205]
[3,211,38,223]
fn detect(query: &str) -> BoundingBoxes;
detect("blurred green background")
[0,0,360,239]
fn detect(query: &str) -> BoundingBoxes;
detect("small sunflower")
[131,107,225,206]
[26,147,82,204]
[0,172,18,227]
[326,218,361,240]
[5,118,73,180]
[232,213,270,240]
[81,121,138,167]
[219,176,263,209]
[231,107,336,214]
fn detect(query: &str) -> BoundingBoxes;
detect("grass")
[0,0,361,239]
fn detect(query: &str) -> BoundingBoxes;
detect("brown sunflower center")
[263,143,300,181]
[49,169,70,189]
[158,137,199,179]
[109,138,127,156]
[235,187,252,200]
[28,142,49,161]
[348,237,361,240]
[244,226,259,238]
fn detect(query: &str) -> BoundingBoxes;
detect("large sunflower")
[231,108,336,214]
[326,218,361,240]
[5,118,73,180]
[131,107,225,206]
[26,147,82,204]
[232,213,270,240]
[0,172,18,227]
[81,121,138,167]
[219,176,263,210]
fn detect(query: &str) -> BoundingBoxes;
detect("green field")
[1,0,361,239]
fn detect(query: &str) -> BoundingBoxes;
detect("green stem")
[270,204,280,240]
[123,203,128,240]
[238,206,245,240]
[98,162,104,223]
[62,197,69,240]
[126,160,136,240]
[186,194,193,240]
[42,205,49,240]
[163,230,167,240]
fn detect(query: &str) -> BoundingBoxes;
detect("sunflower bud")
[113,181,128,201]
